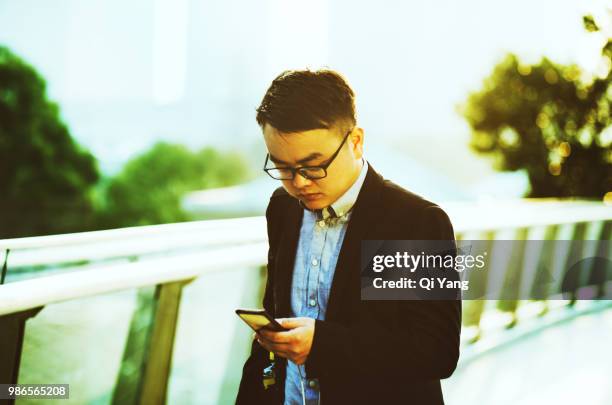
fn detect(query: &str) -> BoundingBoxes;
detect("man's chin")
[301,198,327,211]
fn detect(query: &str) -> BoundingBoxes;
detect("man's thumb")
[278,318,301,329]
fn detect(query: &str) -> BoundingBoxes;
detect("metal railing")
[0,200,610,404]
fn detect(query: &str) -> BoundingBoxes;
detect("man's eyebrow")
[269,152,324,165]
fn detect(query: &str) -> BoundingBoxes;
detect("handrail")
[0,216,266,250]
[0,216,267,268]
[0,200,610,317]
[0,242,267,316]
[0,201,609,269]
[443,200,611,233]
[0,201,608,251]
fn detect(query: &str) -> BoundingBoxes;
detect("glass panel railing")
[168,265,265,405]
[16,288,141,405]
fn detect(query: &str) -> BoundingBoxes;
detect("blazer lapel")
[325,164,385,320]
[274,198,303,318]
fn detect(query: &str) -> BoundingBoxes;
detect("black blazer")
[236,163,461,405]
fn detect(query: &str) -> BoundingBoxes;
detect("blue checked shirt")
[284,160,368,405]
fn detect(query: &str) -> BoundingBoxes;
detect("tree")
[97,142,249,228]
[461,16,612,198]
[0,46,99,238]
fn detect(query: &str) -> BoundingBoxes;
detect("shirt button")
[317,220,325,227]
[308,380,317,388]
[309,299,316,307]
[311,258,319,266]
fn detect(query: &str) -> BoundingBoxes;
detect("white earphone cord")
[298,364,321,405]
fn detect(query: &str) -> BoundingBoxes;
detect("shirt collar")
[327,159,368,218]
[300,159,368,221]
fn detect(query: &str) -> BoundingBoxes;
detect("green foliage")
[462,28,612,197]
[97,142,249,228]
[583,15,600,33]
[0,46,100,238]
[0,45,250,238]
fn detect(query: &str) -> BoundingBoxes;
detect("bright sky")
[0,0,607,171]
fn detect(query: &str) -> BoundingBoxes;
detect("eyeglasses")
[263,128,353,180]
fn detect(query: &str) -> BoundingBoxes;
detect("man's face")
[263,124,365,210]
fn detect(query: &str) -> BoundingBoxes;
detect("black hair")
[256,69,356,134]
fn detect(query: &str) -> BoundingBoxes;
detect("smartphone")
[235,308,287,332]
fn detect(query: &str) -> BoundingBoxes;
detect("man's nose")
[292,172,311,189]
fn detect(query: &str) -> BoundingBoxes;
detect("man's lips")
[299,193,323,200]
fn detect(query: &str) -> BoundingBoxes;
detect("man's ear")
[351,127,365,159]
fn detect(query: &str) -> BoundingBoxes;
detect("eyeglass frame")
[263,128,354,181]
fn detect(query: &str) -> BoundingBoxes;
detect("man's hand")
[255,317,315,365]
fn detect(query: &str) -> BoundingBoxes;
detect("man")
[236,69,461,405]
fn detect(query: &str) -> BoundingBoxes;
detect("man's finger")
[278,317,306,329]
[269,348,292,359]
[259,336,292,350]
[258,328,294,343]
[256,337,291,358]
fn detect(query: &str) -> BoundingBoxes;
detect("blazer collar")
[325,162,385,320]
[274,196,303,318]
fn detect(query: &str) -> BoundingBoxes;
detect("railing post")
[462,231,495,343]
[138,279,194,405]
[531,224,559,316]
[112,279,194,405]
[561,222,588,305]
[589,220,611,299]
[1,249,9,285]
[0,307,43,395]
[497,227,529,328]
